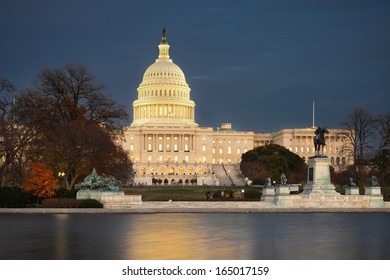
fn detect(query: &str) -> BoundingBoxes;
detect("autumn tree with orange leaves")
[24,162,58,203]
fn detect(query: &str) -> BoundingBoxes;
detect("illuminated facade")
[120,30,349,185]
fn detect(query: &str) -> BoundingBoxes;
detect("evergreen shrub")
[79,199,103,208]
[0,187,32,208]
[41,198,82,208]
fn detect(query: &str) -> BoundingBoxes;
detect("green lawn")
[123,187,261,201]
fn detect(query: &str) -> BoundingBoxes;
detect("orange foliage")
[24,163,58,199]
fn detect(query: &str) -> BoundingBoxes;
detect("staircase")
[212,164,246,186]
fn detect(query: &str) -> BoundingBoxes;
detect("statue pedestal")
[301,156,339,196]
[274,185,295,207]
[365,186,384,207]
[261,187,275,202]
[76,189,125,201]
[275,185,290,195]
[345,187,359,195]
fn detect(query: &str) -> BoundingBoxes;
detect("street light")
[58,172,65,188]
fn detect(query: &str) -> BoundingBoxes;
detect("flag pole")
[312,101,315,128]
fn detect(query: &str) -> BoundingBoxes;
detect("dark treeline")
[0,64,133,191]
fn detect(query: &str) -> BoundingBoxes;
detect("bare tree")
[0,78,37,186]
[340,107,377,185]
[373,112,390,187]
[377,112,390,150]
[18,64,132,189]
[0,77,15,93]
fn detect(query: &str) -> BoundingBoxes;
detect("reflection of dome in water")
[131,28,196,127]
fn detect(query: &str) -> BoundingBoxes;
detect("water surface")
[0,213,389,259]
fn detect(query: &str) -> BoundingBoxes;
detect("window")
[202,145,206,152]
[158,144,163,152]
[130,144,134,151]
[228,147,232,154]
[147,144,152,152]
[219,148,223,154]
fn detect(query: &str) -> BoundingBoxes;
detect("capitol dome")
[141,61,188,87]
[132,28,197,127]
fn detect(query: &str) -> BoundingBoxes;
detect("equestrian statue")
[313,126,329,156]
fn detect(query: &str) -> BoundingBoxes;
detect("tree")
[377,112,390,151]
[372,112,390,188]
[0,77,15,93]
[17,64,132,189]
[339,107,377,185]
[0,78,36,187]
[23,162,58,203]
[240,144,307,185]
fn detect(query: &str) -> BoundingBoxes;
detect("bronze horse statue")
[313,127,329,156]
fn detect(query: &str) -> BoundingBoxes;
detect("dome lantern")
[157,27,171,62]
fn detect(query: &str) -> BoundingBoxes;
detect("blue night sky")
[1,0,389,132]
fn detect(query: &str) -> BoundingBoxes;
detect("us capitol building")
[120,29,349,186]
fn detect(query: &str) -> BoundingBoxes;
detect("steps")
[212,164,246,186]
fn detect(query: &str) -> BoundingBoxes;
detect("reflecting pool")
[0,213,389,259]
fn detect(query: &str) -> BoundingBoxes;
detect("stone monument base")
[77,189,143,208]
[274,185,295,207]
[261,187,275,202]
[76,190,125,201]
[267,156,385,208]
[345,187,359,195]
[301,156,339,196]
[100,194,143,208]
[365,186,384,207]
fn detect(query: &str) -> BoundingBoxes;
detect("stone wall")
[100,195,143,208]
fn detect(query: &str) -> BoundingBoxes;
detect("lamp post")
[58,172,65,188]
